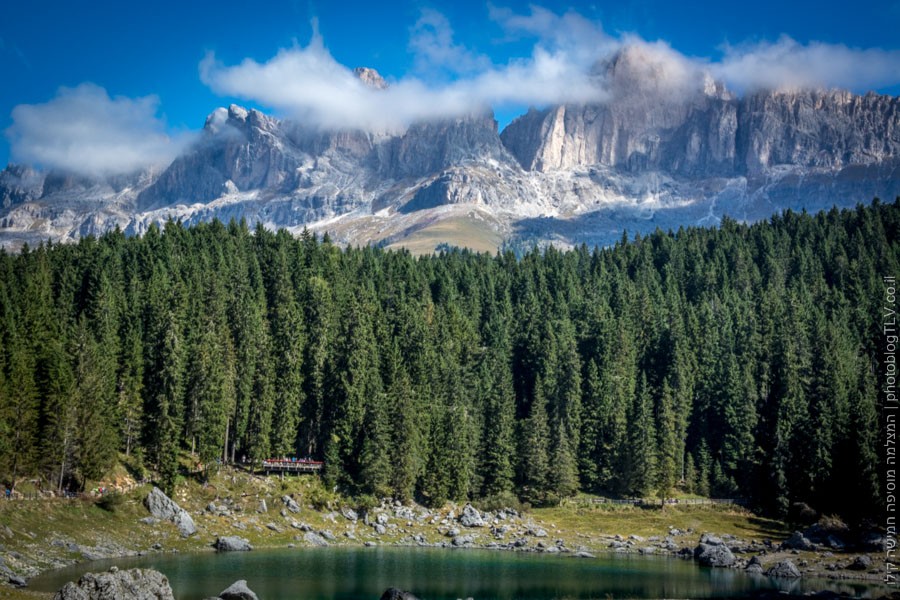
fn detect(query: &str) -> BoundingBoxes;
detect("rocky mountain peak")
[354,67,388,90]
[600,43,706,102]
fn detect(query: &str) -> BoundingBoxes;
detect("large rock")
[459,504,486,528]
[53,568,174,600]
[379,589,420,600]
[281,495,301,514]
[694,543,736,568]
[172,510,197,537]
[847,555,873,571]
[217,580,259,600]
[214,536,252,552]
[766,560,802,578]
[144,488,180,520]
[782,531,815,551]
[144,488,196,537]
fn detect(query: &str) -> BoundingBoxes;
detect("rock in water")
[379,588,420,600]
[53,568,174,600]
[766,560,802,578]
[694,543,736,568]
[214,537,253,552]
[144,487,196,537]
[217,580,259,600]
[459,504,486,527]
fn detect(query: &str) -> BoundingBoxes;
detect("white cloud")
[199,6,900,135]
[199,10,608,132]
[6,83,193,177]
[409,9,492,76]
[489,4,618,65]
[712,36,900,93]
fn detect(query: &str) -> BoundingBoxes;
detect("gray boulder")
[380,589,420,600]
[459,504,486,527]
[782,531,815,551]
[172,510,197,537]
[144,488,180,521]
[8,574,26,587]
[144,488,196,537]
[699,533,724,546]
[281,495,301,513]
[256,499,267,514]
[745,557,764,575]
[766,560,802,578]
[374,524,387,535]
[694,543,736,567]
[53,568,174,600]
[217,580,259,600]
[527,527,549,538]
[745,563,764,575]
[452,534,475,546]
[847,555,873,571]
[304,532,329,547]
[214,537,252,552]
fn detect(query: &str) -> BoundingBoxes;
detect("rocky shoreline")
[0,483,891,598]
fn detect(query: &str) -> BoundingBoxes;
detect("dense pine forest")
[0,201,896,523]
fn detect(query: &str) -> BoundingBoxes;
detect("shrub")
[96,491,126,513]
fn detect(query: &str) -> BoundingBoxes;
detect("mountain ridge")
[2,59,899,252]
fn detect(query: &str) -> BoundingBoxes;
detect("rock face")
[52,568,175,600]
[501,48,900,178]
[214,536,252,552]
[144,488,196,537]
[1,51,897,252]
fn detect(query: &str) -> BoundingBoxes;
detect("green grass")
[386,216,502,255]
[534,502,786,541]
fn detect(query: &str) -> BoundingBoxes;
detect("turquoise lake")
[28,547,883,599]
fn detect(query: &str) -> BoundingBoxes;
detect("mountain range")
[2,46,899,252]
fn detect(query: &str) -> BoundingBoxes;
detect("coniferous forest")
[0,201,896,524]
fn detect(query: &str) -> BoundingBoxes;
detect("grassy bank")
[0,466,836,600]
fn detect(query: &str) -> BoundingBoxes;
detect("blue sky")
[2,0,900,173]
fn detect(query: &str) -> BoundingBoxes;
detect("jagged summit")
[354,67,388,90]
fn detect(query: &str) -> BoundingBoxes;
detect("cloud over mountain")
[711,36,900,92]
[6,83,193,177]
[199,10,608,132]
[199,6,900,133]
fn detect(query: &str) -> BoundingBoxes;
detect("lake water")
[29,547,882,599]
